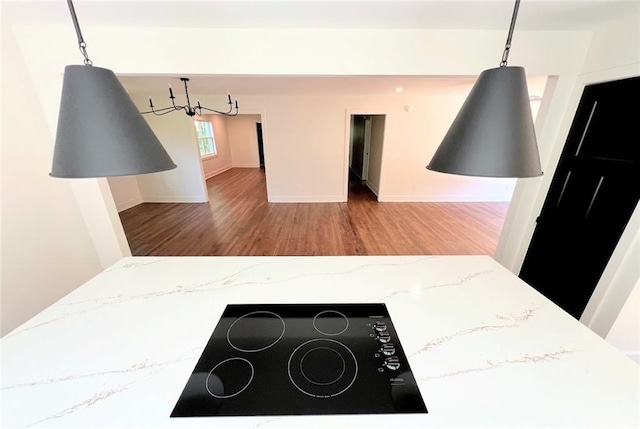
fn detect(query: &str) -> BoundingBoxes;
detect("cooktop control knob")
[381,343,396,356]
[376,331,391,343]
[373,321,388,332]
[384,356,401,371]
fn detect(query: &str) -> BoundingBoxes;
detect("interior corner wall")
[131,93,209,203]
[228,114,262,168]
[107,176,143,212]
[1,24,103,336]
[201,114,233,179]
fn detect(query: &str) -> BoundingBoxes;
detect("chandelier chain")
[500,0,521,67]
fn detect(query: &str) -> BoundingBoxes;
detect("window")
[194,120,217,157]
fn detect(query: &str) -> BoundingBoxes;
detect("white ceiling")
[3,0,638,31]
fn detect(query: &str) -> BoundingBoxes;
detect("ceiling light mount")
[142,77,239,117]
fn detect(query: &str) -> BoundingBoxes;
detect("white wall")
[366,115,386,196]
[1,24,104,336]
[200,114,233,179]
[495,16,640,348]
[131,93,208,203]
[228,114,261,167]
[107,176,143,212]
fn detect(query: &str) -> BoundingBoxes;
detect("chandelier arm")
[500,0,521,67]
[140,105,179,115]
[140,105,186,116]
[156,108,184,116]
[198,106,234,115]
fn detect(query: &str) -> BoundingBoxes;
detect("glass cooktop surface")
[171,303,427,417]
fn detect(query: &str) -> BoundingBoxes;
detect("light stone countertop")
[1,255,638,428]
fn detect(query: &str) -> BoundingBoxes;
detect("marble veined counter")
[1,256,638,428]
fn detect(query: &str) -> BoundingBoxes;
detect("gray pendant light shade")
[50,65,177,178]
[426,66,542,178]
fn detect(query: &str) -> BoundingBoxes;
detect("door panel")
[519,76,640,319]
[350,115,366,179]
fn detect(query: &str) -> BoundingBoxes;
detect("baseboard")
[365,181,379,197]
[204,164,233,179]
[269,195,346,203]
[116,196,143,212]
[232,163,261,168]
[142,196,208,203]
[379,195,513,202]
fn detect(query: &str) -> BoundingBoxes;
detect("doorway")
[348,114,386,200]
[519,76,640,319]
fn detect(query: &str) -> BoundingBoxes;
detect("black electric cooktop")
[171,303,427,417]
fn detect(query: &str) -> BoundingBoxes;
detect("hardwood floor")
[118,168,509,256]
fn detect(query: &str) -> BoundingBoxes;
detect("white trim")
[116,196,144,212]
[142,195,208,203]
[379,195,513,202]
[269,195,345,203]
[204,164,233,179]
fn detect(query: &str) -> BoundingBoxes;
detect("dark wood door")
[519,76,640,319]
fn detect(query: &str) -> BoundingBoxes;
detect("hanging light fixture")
[50,0,177,178]
[426,0,543,178]
[142,77,239,117]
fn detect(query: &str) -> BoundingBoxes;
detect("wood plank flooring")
[118,168,509,256]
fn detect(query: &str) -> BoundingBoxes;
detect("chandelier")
[50,0,176,178]
[142,77,240,117]
[426,0,542,178]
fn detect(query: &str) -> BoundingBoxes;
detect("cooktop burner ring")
[226,310,286,353]
[313,310,349,336]
[205,357,255,399]
[288,338,358,399]
[300,346,346,386]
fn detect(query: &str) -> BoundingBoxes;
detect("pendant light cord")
[67,0,93,65]
[500,0,521,67]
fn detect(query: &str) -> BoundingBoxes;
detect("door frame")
[343,109,389,201]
